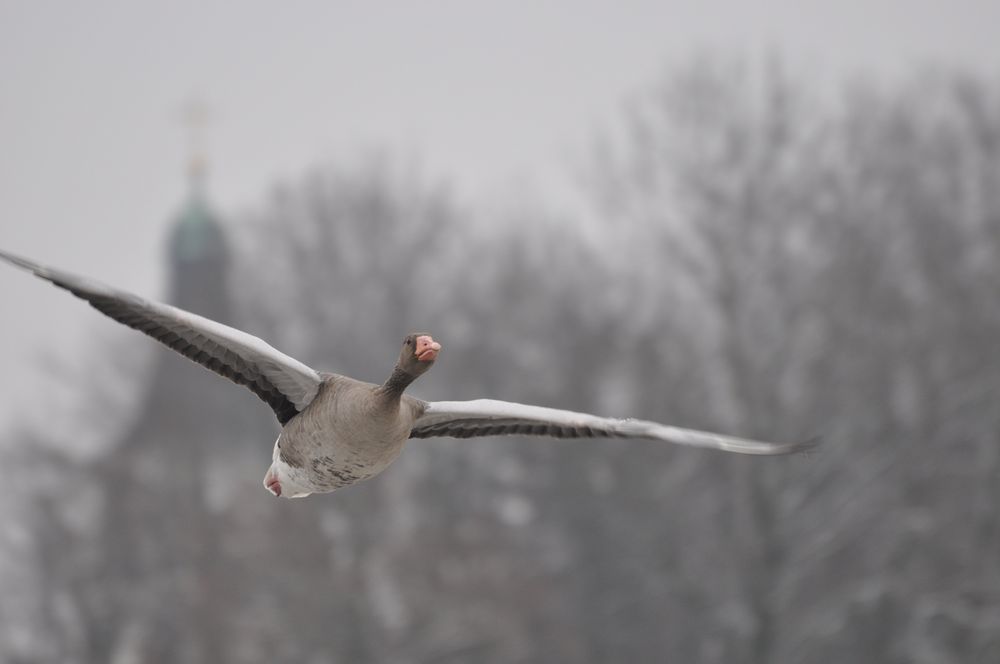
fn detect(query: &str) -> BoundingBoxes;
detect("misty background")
[2,2,1000,663]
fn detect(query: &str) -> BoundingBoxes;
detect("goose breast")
[270,375,424,494]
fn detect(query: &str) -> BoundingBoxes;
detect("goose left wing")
[0,249,322,425]
[410,398,810,455]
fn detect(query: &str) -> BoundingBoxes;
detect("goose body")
[268,374,425,497]
[1,249,810,499]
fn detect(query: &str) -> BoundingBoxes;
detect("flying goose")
[0,250,809,498]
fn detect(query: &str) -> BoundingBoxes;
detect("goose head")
[398,333,441,377]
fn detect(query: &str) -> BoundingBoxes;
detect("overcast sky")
[1,0,998,432]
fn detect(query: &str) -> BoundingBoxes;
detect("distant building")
[96,155,276,663]
[112,155,268,483]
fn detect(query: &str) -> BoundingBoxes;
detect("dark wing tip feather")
[0,250,38,273]
[789,435,822,456]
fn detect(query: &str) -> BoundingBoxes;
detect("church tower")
[121,100,240,429]
[168,160,232,323]
[133,151,239,424]
[93,109,276,664]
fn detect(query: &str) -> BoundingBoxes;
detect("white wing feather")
[411,399,809,455]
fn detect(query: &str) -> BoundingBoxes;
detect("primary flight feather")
[1,249,809,498]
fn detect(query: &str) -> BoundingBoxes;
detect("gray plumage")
[1,249,811,499]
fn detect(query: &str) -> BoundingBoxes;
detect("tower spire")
[170,97,227,267]
[180,98,210,192]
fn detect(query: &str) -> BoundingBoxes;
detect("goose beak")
[264,470,282,497]
[415,335,441,362]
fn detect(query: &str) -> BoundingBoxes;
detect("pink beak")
[264,471,282,497]
[415,335,441,362]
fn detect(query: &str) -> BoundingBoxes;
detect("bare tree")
[10,60,1000,664]
[595,59,1000,663]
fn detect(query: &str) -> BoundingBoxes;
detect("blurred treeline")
[2,60,1000,663]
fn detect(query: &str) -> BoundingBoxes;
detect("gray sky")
[1,0,998,432]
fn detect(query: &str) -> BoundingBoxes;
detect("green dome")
[169,193,227,264]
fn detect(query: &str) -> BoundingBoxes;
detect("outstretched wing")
[0,249,322,425]
[410,399,810,455]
